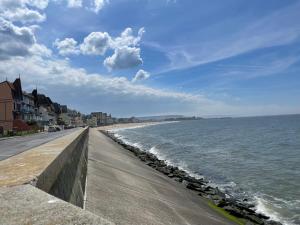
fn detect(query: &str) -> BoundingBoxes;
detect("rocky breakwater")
[102,130,282,225]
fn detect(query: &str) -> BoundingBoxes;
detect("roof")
[0,79,23,100]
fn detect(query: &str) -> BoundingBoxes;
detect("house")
[87,116,97,127]
[22,91,41,122]
[32,90,57,125]
[0,78,26,133]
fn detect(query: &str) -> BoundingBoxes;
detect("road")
[0,129,80,161]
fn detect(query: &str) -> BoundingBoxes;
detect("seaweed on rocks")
[101,130,282,225]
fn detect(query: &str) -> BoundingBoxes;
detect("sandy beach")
[96,122,165,131]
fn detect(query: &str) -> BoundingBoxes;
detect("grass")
[208,201,247,225]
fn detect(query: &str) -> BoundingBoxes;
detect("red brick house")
[0,78,25,134]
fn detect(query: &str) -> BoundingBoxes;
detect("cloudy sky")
[0,0,300,117]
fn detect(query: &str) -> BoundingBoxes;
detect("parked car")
[48,126,57,132]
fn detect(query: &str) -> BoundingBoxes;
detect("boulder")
[223,205,245,218]
[265,220,282,225]
[246,215,264,225]
[186,182,202,191]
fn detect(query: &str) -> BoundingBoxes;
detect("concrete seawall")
[38,128,88,207]
[0,128,114,225]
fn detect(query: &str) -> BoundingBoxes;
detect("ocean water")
[111,115,300,225]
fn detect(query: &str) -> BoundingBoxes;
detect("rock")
[138,154,147,161]
[256,213,270,220]
[216,198,228,207]
[245,222,256,225]
[223,205,245,218]
[172,169,187,178]
[265,220,282,225]
[235,203,256,214]
[173,177,183,183]
[214,187,226,199]
[156,167,171,175]
[211,195,225,205]
[186,182,202,191]
[246,215,264,225]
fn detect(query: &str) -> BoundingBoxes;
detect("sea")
[111,114,300,225]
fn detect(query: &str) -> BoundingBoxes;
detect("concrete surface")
[0,184,114,225]
[85,128,235,225]
[0,128,80,161]
[0,128,85,188]
[47,128,89,207]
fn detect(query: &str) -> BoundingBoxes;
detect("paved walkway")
[85,128,234,225]
[0,128,79,161]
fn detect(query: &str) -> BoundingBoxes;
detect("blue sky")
[0,0,300,117]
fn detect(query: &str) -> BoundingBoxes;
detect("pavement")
[0,128,80,161]
[0,128,85,188]
[0,184,114,225]
[85,128,235,225]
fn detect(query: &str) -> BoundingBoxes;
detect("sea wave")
[254,196,296,225]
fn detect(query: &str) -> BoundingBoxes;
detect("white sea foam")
[148,146,204,180]
[254,196,295,225]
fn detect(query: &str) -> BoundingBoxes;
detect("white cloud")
[26,0,49,9]
[0,17,36,60]
[1,7,46,24]
[30,43,52,57]
[0,0,49,10]
[132,69,150,82]
[54,38,80,55]
[112,27,145,49]
[54,27,145,70]
[104,46,143,70]
[91,0,109,13]
[0,0,47,24]
[67,0,82,8]
[80,31,111,55]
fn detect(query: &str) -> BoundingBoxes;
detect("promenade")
[0,128,80,161]
[85,128,234,225]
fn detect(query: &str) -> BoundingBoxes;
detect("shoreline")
[97,121,168,131]
[100,128,282,225]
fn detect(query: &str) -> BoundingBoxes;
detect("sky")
[0,0,300,117]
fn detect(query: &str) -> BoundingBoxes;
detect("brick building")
[0,78,23,133]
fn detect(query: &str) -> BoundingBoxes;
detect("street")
[0,129,80,161]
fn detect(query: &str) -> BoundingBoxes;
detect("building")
[0,77,85,134]
[32,91,57,125]
[0,78,24,133]
[86,116,97,127]
[22,91,41,122]
[90,112,115,126]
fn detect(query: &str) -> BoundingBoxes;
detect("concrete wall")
[35,128,89,208]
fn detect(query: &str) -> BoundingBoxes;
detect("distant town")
[0,78,201,137]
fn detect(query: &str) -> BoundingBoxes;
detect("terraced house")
[0,78,24,134]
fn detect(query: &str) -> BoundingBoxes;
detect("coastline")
[97,121,166,131]
[99,124,282,225]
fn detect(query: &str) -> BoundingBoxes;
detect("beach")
[97,122,166,131]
